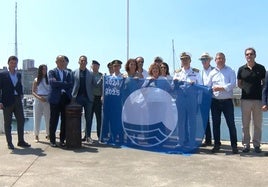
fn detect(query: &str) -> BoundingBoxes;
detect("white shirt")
[112,72,123,78]
[36,78,50,95]
[173,67,202,85]
[159,75,173,81]
[201,66,214,86]
[207,65,236,99]
[141,69,149,78]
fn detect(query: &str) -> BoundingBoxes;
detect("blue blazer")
[72,68,96,102]
[48,68,73,104]
[262,71,268,105]
[0,71,23,107]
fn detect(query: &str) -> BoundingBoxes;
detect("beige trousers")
[241,99,263,147]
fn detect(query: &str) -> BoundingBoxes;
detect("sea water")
[1,107,268,142]
[0,112,97,134]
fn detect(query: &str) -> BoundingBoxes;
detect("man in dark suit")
[0,56,31,150]
[48,55,73,147]
[72,55,100,143]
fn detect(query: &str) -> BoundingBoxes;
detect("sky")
[0,0,268,75]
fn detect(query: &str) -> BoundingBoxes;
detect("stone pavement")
[1,132,268,187]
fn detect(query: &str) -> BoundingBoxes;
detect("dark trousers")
[204,120,212,144]
[3,96,25,145]
[90,96,102,138]
[201,104,212,144]
[211,98,237,148]
[76,95,93,138]
[49,94,70,144]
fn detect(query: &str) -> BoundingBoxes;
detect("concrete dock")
[1,132,268,187]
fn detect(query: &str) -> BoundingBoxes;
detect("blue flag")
[101,76,212,154]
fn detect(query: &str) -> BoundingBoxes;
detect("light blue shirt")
[9,71,18,95]
[207,65,236,99]
[57,68,63,81]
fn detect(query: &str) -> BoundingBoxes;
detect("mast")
[126,0,129,60]
[172,39,175,74]
[15,2,18,58]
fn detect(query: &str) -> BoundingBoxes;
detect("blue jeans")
[211,98,237,148]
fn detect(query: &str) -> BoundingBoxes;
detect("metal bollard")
[65,103,82,148]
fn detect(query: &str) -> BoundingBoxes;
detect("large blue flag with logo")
[100,76,212,154]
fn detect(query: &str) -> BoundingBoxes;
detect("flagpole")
[172,39,175,74]
[15,2,18,58]
[126,0,129,60]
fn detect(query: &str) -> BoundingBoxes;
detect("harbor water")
[1,107,268,142]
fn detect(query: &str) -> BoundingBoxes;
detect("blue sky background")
[0,0,267,74]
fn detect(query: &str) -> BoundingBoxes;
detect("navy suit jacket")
[48,68,73,104]
[262,71,268,105]
[0,71,23,107]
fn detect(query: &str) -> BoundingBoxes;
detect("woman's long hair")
[37,64,48,85]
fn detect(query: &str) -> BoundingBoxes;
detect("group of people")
[103,48,268,154]
[1,47,268,154]
[0,55,103,149]
[172,48,267,154]
[32,55,103,148]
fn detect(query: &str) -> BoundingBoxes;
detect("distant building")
[23,59,34,70]
[0,67,7,72]
[21,59,37,94]
[19,67,38,94]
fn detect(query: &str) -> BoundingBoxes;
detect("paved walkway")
[1,132,268,187]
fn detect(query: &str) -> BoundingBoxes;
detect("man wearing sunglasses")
[199,53,214,147]
[237,47,266,153]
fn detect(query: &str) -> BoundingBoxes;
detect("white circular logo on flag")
[122,87,178,147]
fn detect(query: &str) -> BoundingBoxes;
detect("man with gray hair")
[199,52,214,147]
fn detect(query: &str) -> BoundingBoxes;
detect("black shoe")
[82,136,86,142]
[201,142,212,147]
[17,141,31,147]
[254,146,262,153]
[232,147,239,154]
[200,143,207,147]
[60,142,66,147]
[211,146,220,153]
[50,142,57,147]
[205,141,212,145]
[242,146,250,153]
[45,135,50,140]
[8,143,15,150]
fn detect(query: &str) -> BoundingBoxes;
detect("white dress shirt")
[207,65,236,99]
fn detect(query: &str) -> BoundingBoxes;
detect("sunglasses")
[201,58,209,63]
